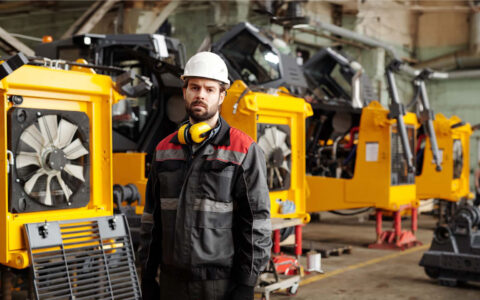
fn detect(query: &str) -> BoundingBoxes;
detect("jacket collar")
[169,116,231,146]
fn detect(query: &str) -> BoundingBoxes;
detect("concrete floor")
[259,212,480,300]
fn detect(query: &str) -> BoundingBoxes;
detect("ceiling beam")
[0,26,34,56]
[141,0,182,34]
[61,0,121,39]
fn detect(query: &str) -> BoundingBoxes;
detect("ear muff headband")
[178,122,212,144]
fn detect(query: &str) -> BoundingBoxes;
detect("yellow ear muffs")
[178,122,212,144]
[178,123,189,144]
[189,122,212,143]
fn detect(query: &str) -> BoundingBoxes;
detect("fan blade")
[274,167,284,186]
[273,128,287,148]
[24,170,46,194]
[41,174,54,206]
[268,167,274,189]
[64,163,85,182]
[280,160,290,173]
[280,143,291,156]
[264,127,276,148]
[258,136,273,157]
[63,138,88,160]
[21,125,44,153]
[55,119,78,149]
[16,152,41,168]
[56,174,73,200]
[39,115,58,145]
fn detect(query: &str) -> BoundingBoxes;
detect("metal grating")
[25,215,141,300]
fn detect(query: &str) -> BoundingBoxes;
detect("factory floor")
[260,211,480,300]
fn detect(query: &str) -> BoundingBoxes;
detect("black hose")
[328,207,373,216]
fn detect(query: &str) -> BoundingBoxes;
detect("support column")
[273,229,281,254]
[375,210,383,241]
[295,225,302,258]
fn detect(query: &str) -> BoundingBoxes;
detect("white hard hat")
[181,51,229,85]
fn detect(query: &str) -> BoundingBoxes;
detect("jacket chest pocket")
[199,160,236,202]
[157,160,186,198]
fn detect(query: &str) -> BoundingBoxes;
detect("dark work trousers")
[475,191,480,206]
[159,272,236,300]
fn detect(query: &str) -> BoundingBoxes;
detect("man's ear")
[219,90,226,105]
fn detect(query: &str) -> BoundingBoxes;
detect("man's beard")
[186,100,219,122]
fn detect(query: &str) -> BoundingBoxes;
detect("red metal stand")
[273,229,281,254]
[271,224,304,274]
[294,225,303,258]
[368,205,422,251]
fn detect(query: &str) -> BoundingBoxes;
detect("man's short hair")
[183,77,229,93]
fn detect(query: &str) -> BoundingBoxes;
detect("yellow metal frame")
[221,80,312,223]
[306,101,419,212]
[112,152,147,214]
[0,64,123,269]
[416,114,472,202]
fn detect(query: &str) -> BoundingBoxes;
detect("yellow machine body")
[112,152,146,214]
[0,64,123,269]
[306,101,418,212]
[416,114,472,202]
[221,80,312,223]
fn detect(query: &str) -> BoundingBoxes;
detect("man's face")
[183,77,225,123]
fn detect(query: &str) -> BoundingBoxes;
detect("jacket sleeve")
[142,159,162,281]
[233,142,272,286]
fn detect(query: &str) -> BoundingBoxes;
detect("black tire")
[439,279,458,287]
[288,283,299,295]
[424,267,440,279]
[310,212,321,222]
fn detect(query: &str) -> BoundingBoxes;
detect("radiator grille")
[25,215,141,300]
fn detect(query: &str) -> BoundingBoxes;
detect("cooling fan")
[9,108,90,213]
[257,124,291,191]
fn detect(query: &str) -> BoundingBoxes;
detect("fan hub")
[270,147,285,168]
[45,149,67,171]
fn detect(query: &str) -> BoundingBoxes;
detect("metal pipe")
[313,20,401,59]
[386,63,415,172]
[351,69,363,108]
[418,80,442,171]
[311,20,480,79]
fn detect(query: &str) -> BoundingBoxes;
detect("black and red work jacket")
[143,117,272,287]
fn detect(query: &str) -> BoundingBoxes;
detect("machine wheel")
[1,267,13,300]
[439,278,458,287]
[310,212,321,223]
[424,267,440,279]
[288,282,299,295]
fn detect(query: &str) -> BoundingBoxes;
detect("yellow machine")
[306,101,419,212]
[211,24,421,249]
[0,54,141,299]
[222,80,312,223]
[34,34,188,246]
[416,113,472,202]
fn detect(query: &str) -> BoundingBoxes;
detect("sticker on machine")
[365,142,379,162]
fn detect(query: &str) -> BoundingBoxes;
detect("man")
[475,160,480,206]
[141,51,272,300]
